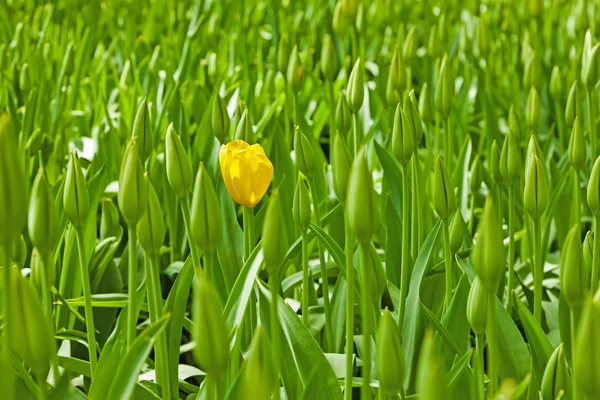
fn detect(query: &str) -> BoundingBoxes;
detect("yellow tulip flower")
[219,140,274,208]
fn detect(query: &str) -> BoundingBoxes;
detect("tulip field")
[3,0,600,399]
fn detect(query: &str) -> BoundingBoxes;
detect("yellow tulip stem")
[243,207,255,261]
[309,179,333,351]
[180,198,201,268]
[344,221,355,400]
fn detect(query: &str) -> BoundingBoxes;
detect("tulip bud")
[416,331,450,400]
[358,242,386,303]
[589,156,600,216]
[449,210,465,254]
[525,135,546,170]
[583,44,600,90]
[355,3,366,35]
[132,99,152,162]
[473,197,505,290]
[569,116,586,170]
[287,46,302,92]
[262,191,289,274]
[335,92,352,134]
[165,123,194,198]
[523,51,541,90]
[550,66,564,101]
[28,169,60,258]
[63,153,90,230]
[508,104,523,143]
[525,86,541,134]
[574,292,600,399]
[346,148,379,243]
[212,94,230,144]
[392,104,414,165]
[376,309,406,394]
[277,37,289,76]
[294,127,316,178]
[30,248,53,301]
[293,177,311,232]
[524,153,548,219]
[565,81,582,128]
[427,25,441,59]
[583,231,594,282]
[541,344,569,400]
[19,62,31,93]
[332,2,349,37]
[190,163,222,254]
[347,58,364,113]
[419,82,434,124]
[235,107,254,143]
[389,46,407,95]
[137,177,165,255]
[118,138,148,226]
[560,225,587,306]
[467,277,488,335]
[238,326,277,399]
[435,55,454,119]
[477,15,490,58]
[499,130,522,184]
[403,26,417,64]
[100,197,122,240]
[332,133,352,205]
[469,155,483,193]
[433,156,456,219]
[341,0,358,18]
[0,114,27,241]
[321,35,338,82]
[405,91,423,144]
[490,140,503,186]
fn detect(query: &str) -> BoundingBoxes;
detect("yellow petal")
[230,151,254,207]
[250,153,273,206]
[219,144,240,205]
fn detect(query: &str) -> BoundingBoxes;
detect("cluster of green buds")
[541,344,569,400]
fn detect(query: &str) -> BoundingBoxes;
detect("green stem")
[486,292,497,396]
[554,99,566,153]
[75,228,98,377]
[352,112,360,157]
[301,231,309,327]
[588,89,597,161]
[593,215,600,290]
[180,198,201,268]
[127,225,139,350]
[293,91,300,125]
[40,251,53,319]
[414,151,424,251]
[270,272,281,398]
[533,217,543,324]
[284,85,291,139]
[215,374,225,400]
[442,218,453,311]
[398,165,410,331]
[475,334,485,400]
[2,240,12,359]
[444,118,452,173]
[344,220,355,400]
[243,207,255,262]
[507,184,515,314]
[327,79,336,142]
[360,244,372,400]
[570,307,579,400]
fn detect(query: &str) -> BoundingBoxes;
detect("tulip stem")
[148,254,171,400]
[398,165,410,331]
[180,199,201,268]
[270,272,281,398]
[309,179,333,351]
[474,333,485,400]
[507,184,515,314]
[243,206,255,261]
[2,240,12,353]
[411,153,423,258]
[486,293,497,396]
[444,118,452,173]
[593,215,600,290]
[533,217,543,324]
[352,112,360,157]
[344,221,355,400]
[570,307,579,400]
[588,89,597,160]
[327,80,336,147]
[40,251,53,319]
[301,231,309,326]
[573,169,581,235]
[360,243,372,400]
[75,228,98,377]
[442,217,453,312]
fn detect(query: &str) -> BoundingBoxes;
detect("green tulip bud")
[392,103,414,165]
[0,114,27,241]
[293,177,311,232]
[355,3,366,35]
[473,197,505,290]
[118,138,148,226]
[332,133,352,204]
[193,273,229,377]
[321,35,338,82]
[347,58,364,113]
[376,309,406,394]
[405,90,423,144]
[100,197,122,240]
[28,169,60,258]
[419,82,434,124]
[433,156,456,219]
[435,55,454,119]
[358,241,386,304]
[525,86,541,134]
[524,153,548,219]
[427,24,441,59]
[416,331,450,400]
[550,66,564,101]
[262,190,289,274]
[525,135,546,170]
[560,225,587,306]
[137,177,165,255]
[238,326,277,399]
[190,163,222,254]
[341,0,358,18]
[467,277,488,335]
[541,344,569,400]
[477,15,490,58]
[574,292,600,399]
[569,115,586,170]
[403,26,417,64]
[449,210,466,254]
[583,44,600,90]
[508,104,523,143]
[8,265,55,378]
[588,156,600,216]
[347,148,380,243]
[212,94,230,144]
[565,81,582,128]
[583,231,594,283]
[30,248,53,301]
[523,51,541,90]
[490,140,503,186]
[235,107,254,143]
[294,126,316,178]
[499,130,522,184]
[132,99,152,162]
[63,153,90,230]
[287,45,302,92]
[336,92,352,134]
[166,123,194,198]
[332,2,349,37]
[277,37,289,75]
[19,62,31,93]
[469,155,483,193]
[390,46,407,93]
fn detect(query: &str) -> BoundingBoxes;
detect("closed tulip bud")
[347,58,364,113]
[358,242,386,303]
[526,135,546,170]
[376,309,406,394]
[321,35,338,82]
[277,37,289,75]
[234,107,254,143]
[449,210,466,254]
[541,344,569,400]
[433,156,456,219]
[477,15,490,58]
[470,155,483,192]
[0,114,27,241]
[524,51,541,90]
[118,138,148,226]
[355,3,366,35]
[100,197,122,240]
[550,66,564,101]
[262,191,289,274]
[473,197,505,290]
[165,123,194,198]
[416,331,450,400]
[341,0,358,18]
[193,274,229,377]
[569,116,586,170]
[583,44,600,90]
[238,326,277,399]
[427,25,441,59]
[419,83,434,124]
[8,266,55,378]
[403,26,417,64]
[392,104,414,165]
[287,46,302,92]
[28,169,60,258]
[565,81,582,128]
[385,71,400,106]
[294,127,315,178]
[212,94,230,143]
[389,46,407,94]
[190,164,222,254]
[405,91,423,144]
[588,156,600,216]
[347,148,380,243]
[524,154,548,219]
[435,55,454,119]
[332,133,352,204]
[293,177,311,232]
[137,177,165,255]
[332,2,349,37]
[63,153,89,230]
[574,292,600,398]
[467,277,488,335]
[583,231,594,282]
[19,62,31,92]
[526,86,541,133]
[500,130,522,184]
[132,99,152,162]
[30,248,53,300]
[336,92,352,134]
[490,140,503,186]
[508,104,523,143]
[560,225,587,306]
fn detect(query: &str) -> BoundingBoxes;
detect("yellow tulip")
[219,140,273,208]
